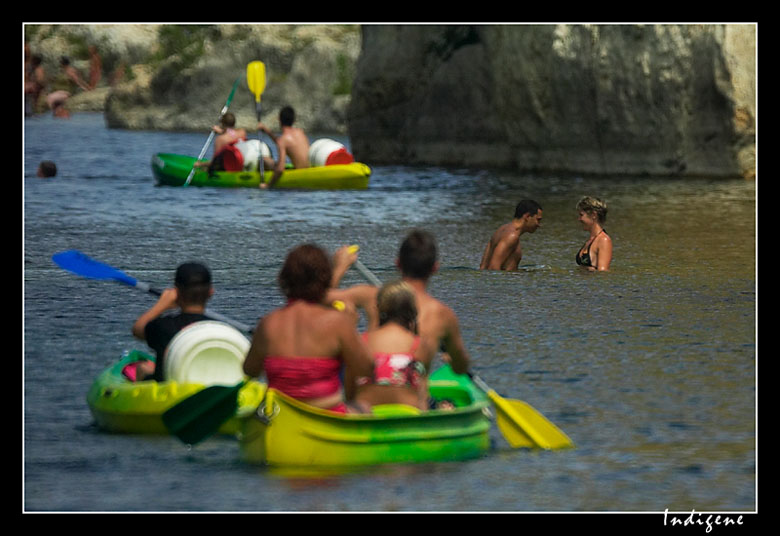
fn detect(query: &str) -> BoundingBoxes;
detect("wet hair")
[279,106,296,127]
[220,112,236,128]
[514,199,542,219]
[576,196,608,224]
[377,280,418,332]
[278,244,332,303]
[398,229,437,280]
[174,262,212,305]
[38,160,57,177]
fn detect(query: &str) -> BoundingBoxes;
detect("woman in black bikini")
[575,196,613,271]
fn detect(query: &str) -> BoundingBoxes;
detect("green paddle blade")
[162,381,245,445]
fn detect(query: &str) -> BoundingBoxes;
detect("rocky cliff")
[347,24,756,179]
[25,24,361,134]
[26,24,755,179]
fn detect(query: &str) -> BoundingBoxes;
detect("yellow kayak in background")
[151,153,371,189]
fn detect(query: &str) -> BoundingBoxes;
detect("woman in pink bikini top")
[354,280,438,411]
[242,244,373,413]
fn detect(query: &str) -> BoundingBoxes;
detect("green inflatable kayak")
[239,365,493,467]
[86,349,266,435]
[151,153,371,189]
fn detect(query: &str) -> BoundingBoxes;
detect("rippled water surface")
[23,113,756,513]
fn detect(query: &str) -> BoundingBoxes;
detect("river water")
[23,113,756,514]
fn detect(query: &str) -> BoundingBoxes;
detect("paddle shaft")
[52,250,253,334]
[247,62,267,181]
[184,75,242,187]
[353,259,382,286]
[470,374,553,449]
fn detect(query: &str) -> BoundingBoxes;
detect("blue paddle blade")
[52,250,139,287]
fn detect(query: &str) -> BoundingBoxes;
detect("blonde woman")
[575,196,613,271]
[354,280,438,410]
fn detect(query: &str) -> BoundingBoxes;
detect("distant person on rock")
[25,53,46,116]
[87,45,102,90]
[57,56,90,92]
[46,91,71,118]
[479,200,543,271]
[44,56,90,119]
[257,105,310,189]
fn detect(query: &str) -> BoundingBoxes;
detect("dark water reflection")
[24,113,755,512]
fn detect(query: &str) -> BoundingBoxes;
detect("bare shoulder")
[421,293,458,326]
[499,223,521,242]
[595,231,613,248]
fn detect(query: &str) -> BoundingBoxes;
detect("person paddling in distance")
[194,112,249,170]
[479,200,543,271]
[242,244,374,413]
[575,196,613,271]
[257,105,310,189]
[354,280,439,411]
[130,263,214,382]
[211,112,248,155]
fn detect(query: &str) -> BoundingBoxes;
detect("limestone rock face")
[347,24,756,178]
[103,25,361,134]
[26,24,361,134]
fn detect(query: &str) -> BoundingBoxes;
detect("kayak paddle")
[162,380,248,445]
[347,245,382,286]
[347,252,574,450]
[470,374,574,450]
[51,249,253,334]
[184,75,242,187]
[247,61,267,179]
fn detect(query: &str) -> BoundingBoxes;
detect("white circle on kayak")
[164,321,250,386]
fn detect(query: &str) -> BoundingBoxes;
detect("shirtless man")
[25,53,46,115]
[479,200,543,271]
[328,231,470,376]
[257,106,310,189]
[58,56,90,92]
[398,230,470,375]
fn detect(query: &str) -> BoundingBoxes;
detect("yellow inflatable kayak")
[151,153,371,189]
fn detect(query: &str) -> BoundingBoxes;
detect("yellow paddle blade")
[247,61,266,103]
[487,390,575,450]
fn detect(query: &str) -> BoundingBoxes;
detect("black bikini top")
[576,230,606,267]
